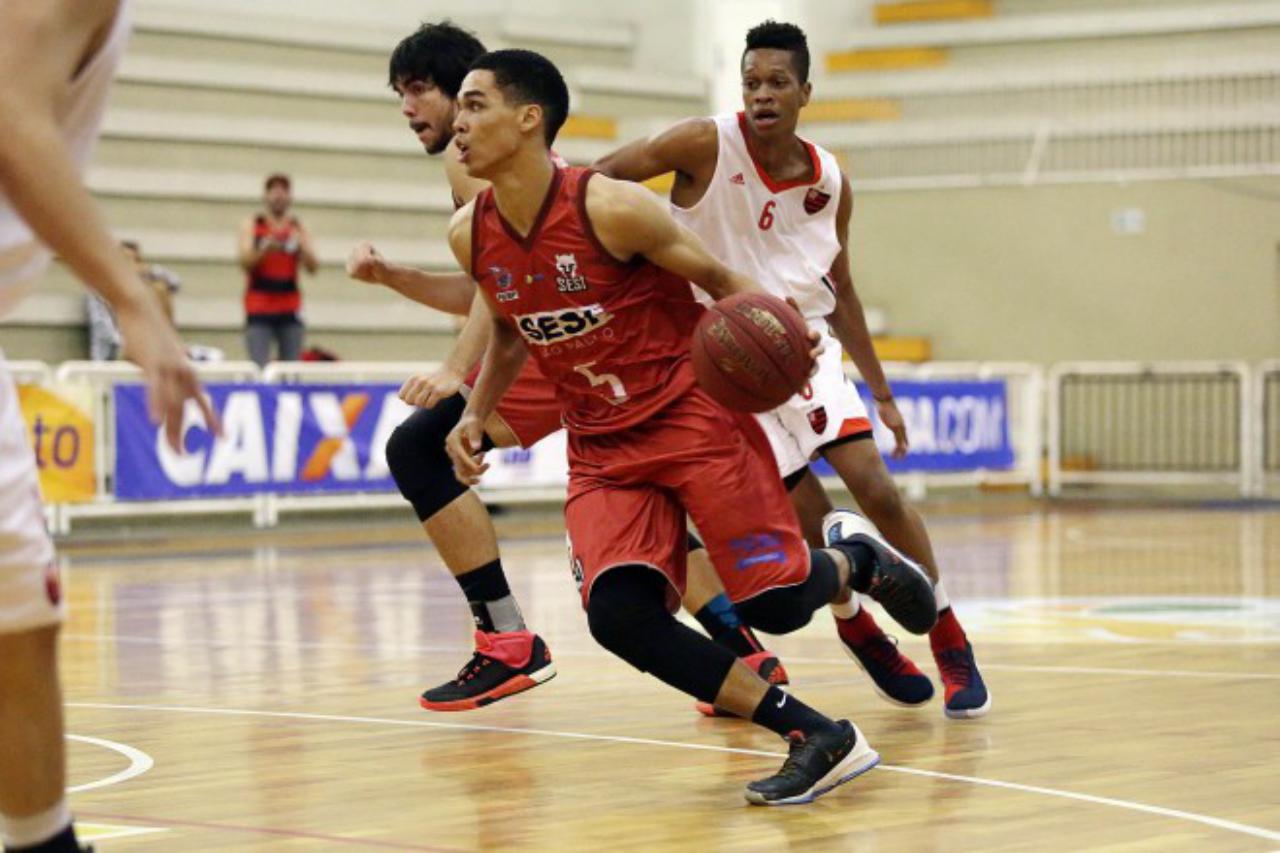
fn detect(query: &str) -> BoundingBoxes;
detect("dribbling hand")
[784,296,823,376]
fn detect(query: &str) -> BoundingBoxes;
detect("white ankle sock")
[831,595,861,620]
[934,580,950,612]
[1,798,71,848]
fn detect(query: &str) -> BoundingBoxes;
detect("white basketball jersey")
[671,112,842,320]
[0,0,131,317]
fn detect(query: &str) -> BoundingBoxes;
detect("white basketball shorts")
[752,321,873,479]
[0,352,62,634]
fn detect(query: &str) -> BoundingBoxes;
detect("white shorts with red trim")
[0,357,61,635]
[753,321,872,479]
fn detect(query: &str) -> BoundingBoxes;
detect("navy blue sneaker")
[935,640,992,719]
[823,510,937,635]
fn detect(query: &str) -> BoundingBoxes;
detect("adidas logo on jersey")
[730,173,745,185]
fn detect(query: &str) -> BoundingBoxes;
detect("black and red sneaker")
[695,650,790,718]
[419,630,556,712]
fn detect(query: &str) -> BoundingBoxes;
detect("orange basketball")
[690,293,812,413]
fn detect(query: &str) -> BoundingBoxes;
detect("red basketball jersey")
[470,167,703,435]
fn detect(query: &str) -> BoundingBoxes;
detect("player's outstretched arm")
[347,241,477,316]
[824,175,908,455]
[584,175,763,301]
[0,0,217,449]
[591,117,717,183]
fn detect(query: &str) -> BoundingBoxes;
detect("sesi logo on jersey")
[515,303,613,345]
[554,253,588,293]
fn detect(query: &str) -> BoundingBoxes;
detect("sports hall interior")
[3,0,1277,849]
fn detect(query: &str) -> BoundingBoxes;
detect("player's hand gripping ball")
[691,293,814,412]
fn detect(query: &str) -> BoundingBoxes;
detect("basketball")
[690,292,813,412]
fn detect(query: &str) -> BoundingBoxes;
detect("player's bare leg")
[0,626,80,852]
[681,542,789,717]
[388,401,555,712]
[821,441,991,718]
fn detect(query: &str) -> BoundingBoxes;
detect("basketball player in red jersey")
[444,48,939,804]
[345,23,788,712]
[593,20,989,719]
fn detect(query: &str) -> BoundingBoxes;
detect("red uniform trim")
[736,112,822,194]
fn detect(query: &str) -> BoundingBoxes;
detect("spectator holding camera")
[237,173,317,366]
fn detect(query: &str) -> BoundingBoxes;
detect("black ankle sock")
[830,541,878,593]
[456,559,525,633]
[10,824,79,853]
[750,685,840,739]
[693,594,762,658]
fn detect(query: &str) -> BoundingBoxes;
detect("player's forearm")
[0,112,152,312]
[697,265,767,302]
[828,279,892,398]
[591,139,663,182]
[463,321,526,422]
[442,296,492,375]
[378,264,477,316]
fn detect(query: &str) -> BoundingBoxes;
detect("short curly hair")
[743,20,810,84]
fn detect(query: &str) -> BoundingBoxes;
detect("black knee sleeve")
[736,550,841,635]
[586,567,735,703]
[386,393,493,522]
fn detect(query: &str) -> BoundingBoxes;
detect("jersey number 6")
[758,200,776,231]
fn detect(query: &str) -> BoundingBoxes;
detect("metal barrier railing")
[862,361,1045,498]
[12,358,1275,528]
[52,360,262,532]
[1259,360,1280,495]
[1047,361,1253,496]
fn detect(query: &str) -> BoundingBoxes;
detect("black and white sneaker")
[744,720,879,805]
[824,510,937,635]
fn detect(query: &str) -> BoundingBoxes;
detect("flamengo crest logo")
[555,253,588,293]
[804,188,831,214]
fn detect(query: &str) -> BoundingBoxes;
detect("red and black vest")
[245,215,302,317]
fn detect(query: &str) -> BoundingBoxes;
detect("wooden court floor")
[52,500,1280,851]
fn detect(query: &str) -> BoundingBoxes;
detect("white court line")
[66,734,155,793]
[67,702,1280,844]
[60,633,1280,681]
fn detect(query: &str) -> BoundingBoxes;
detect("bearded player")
[346,22,787,712]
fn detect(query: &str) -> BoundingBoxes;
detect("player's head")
[389,20,486,155]
[263,173,292,216]
[741,20,812,139]
[454,50,569,180]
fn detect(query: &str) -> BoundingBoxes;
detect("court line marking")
[65,734,155,794]
[79,823,169,842]
[60,633,1280,680]
[67,702,1280,844]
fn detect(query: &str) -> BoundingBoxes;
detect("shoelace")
[776,733,812,777]
[453,651,495,684]
[936,646,974,685]
[863,633,914,675]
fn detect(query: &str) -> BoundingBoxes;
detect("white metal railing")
[1047,361,1253,496]
[12,358,1278,531]
[1259,360,1280,496]
[51,360,262,532]
[846,361,1045,498]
